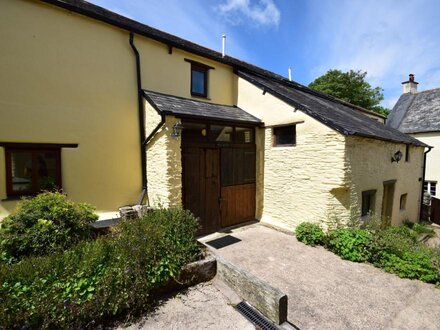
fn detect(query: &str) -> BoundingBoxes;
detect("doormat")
[205,235,241,249]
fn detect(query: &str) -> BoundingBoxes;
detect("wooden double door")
[182,146,256,235]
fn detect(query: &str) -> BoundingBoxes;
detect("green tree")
[308,69,390,116]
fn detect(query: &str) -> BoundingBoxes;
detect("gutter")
[129,32,148,204]
[420,146,433,221]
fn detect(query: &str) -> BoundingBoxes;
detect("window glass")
[273,125,296,146]
[11,151,32,193]
[424,181,437,196]
[431,182,437,196]
[191,67,206,96]
[236,127,254,143]
[7,148,61,196]
[361,190,376,217]
[211,125,233,142]
[37,152,58,190]
[182,122,207,142]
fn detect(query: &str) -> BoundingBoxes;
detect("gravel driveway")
[202,224,440,330]
[119,281,254,330]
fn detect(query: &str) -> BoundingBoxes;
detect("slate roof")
[143,90,262,125]
[44,0,425,147]
[387,88,440,134]
[238,71,426,146]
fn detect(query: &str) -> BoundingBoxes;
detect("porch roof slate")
[143,90,262,125]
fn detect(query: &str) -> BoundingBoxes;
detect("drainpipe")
[129,32,148,205]
[420,146,432,221]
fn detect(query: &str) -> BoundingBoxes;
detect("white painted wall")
[411,132,440,198]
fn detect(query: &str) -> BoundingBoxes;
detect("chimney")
[402,73,418,94]
[222,34,226,57]
[288,66,292,81]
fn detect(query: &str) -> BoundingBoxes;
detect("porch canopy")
[143,90,262,126]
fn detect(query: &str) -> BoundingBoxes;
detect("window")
[405,144,410,162]
[424,181,437,196]
[361,190,376,217]
[400,193,407,210]
[191,64,208,97]
[185,58,215,98]
[273,125,296,147]
[4,147,62,197]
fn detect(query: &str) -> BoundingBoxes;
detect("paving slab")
[120,281,254,330]
[202,224,440,330]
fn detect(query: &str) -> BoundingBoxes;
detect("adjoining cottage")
[0,0,428,234]
[387,74,439,199]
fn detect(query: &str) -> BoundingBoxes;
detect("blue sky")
[89,0,440,109]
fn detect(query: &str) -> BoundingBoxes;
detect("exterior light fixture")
[391,150,403,163]
[171,121,183,139]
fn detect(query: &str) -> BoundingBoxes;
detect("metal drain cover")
[236,301,281,330]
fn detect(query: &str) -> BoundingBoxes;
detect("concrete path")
[120,281,254,330]
[201,224,440,330]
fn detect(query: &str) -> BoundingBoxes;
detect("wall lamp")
[391,150,403,163]
[171,121,183,139]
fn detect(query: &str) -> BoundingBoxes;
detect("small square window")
[424,181,437,197]
[191,64,208,97]
[273,125,296,147]
[361,190,376,217]
[400,193,407,210]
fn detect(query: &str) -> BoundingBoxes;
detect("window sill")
[2,196,29,202]
[191,94,210,100]
[272,144,296,149]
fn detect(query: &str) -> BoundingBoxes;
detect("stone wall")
[145,112,182,208]
[345,136,424,224]
[237,78,348,230]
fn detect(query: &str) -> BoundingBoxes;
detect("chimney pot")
[402,73,418,94]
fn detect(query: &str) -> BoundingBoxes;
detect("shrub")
[404,222,435,237]
[327,228,372,262]
[375,247,439,283]
[0,192,98,262]
[0,208,201,329]
[295,222,325,246]
[369,225,440,284]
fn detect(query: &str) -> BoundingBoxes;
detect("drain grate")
[235,301,280,330]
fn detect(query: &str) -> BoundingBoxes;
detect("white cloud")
[305,0,440,108]
[88,0,253,61]
[216,0,281,27]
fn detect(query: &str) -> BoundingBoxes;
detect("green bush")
[0,208,201,329]
[369,225,440,284]
[295,222,325,246]
[327,228,372,262]
[375,247,439,283]
[0,192,98,262]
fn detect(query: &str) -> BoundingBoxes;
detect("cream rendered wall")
[346,137,424,224]
[0,0,237,218]
[237,78,349,231]
[0,0,141,217]
[411,132,440,198]
[136,40,237,105]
